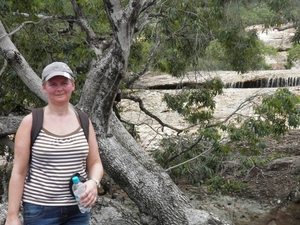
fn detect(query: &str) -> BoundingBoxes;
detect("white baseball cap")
[42,62,74,81]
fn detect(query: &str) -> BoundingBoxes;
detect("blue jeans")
[23,202,90,225]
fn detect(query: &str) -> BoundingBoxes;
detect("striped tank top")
[22,127,89,206]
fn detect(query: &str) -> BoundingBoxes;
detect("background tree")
[1,0,300,224]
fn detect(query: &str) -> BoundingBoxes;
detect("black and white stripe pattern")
[23,128,89,206]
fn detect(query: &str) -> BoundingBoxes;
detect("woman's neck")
[45,104,72,116]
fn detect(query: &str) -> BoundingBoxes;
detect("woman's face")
[42,76,75,104]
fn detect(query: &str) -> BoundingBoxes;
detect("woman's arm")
[82,119,104,207]
[5,114,32,225]
[86,120,104,182]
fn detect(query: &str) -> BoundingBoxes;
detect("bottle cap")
[72,176,80,184]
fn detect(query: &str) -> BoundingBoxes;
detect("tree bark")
[0,116,23,137]
[99,113,191,224]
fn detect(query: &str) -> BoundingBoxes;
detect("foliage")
[0,0,291,116]
[289,28,300,67]
[206,176,248,194]
[133,0,280,75]
[238,2,275,26]
[163,77,224,123]
[150,0,300,193]
[227,88,300,152]
[0,61,44,116]
[264,0,300,25]
[128,40,151,73]
[287,44,300,69]
[204,38,275,71]
[154,88,300,193]
[0,0,103,115]
[153,133,221,182]
[1,0,300,195]
[218,28,263,73]
[202,40,230,70]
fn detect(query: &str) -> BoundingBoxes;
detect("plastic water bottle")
[72,176,91,213]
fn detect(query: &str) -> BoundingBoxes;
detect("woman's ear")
[42,83,47,93]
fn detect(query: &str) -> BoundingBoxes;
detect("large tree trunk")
[0,0,232,224]
[74,0,192,221]
[101,113,191,224]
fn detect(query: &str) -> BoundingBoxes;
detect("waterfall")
[226,77,300,88]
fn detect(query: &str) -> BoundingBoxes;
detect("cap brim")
[43,72,72,81]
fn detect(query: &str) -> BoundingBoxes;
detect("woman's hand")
[5,214,22,225]
[81,179,98,207]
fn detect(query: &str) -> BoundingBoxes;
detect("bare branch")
[70,0,110,56]
[165,144,213,172]
[69,0,96,40]
[135,0,158,31]
[125,38,163,88]
[164,135,203,165]
[122,94,183,133]
[126,13,172,88]
[9,9,110,56]
[0,18,47,40]
[221,92,272,124]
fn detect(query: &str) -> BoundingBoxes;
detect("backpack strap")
[30,108,44,149]
[76,109,89,141]
[27,108,44,182]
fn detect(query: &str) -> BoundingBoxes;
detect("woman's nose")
[56,85,63,91]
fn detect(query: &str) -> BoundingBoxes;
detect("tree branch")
[135,0,158,31]
[0,116,23,137]
[125,38,163,88]
[122,94,183,133]
[221,92,271,125]
[126,11,172,88]
[0,18,47,40]
[0,21,47,103]
[70,0,111,56]
[165,144,213,172]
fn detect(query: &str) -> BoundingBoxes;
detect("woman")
[5,62,104,225]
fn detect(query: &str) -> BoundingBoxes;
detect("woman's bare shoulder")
[18,113,33,132]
